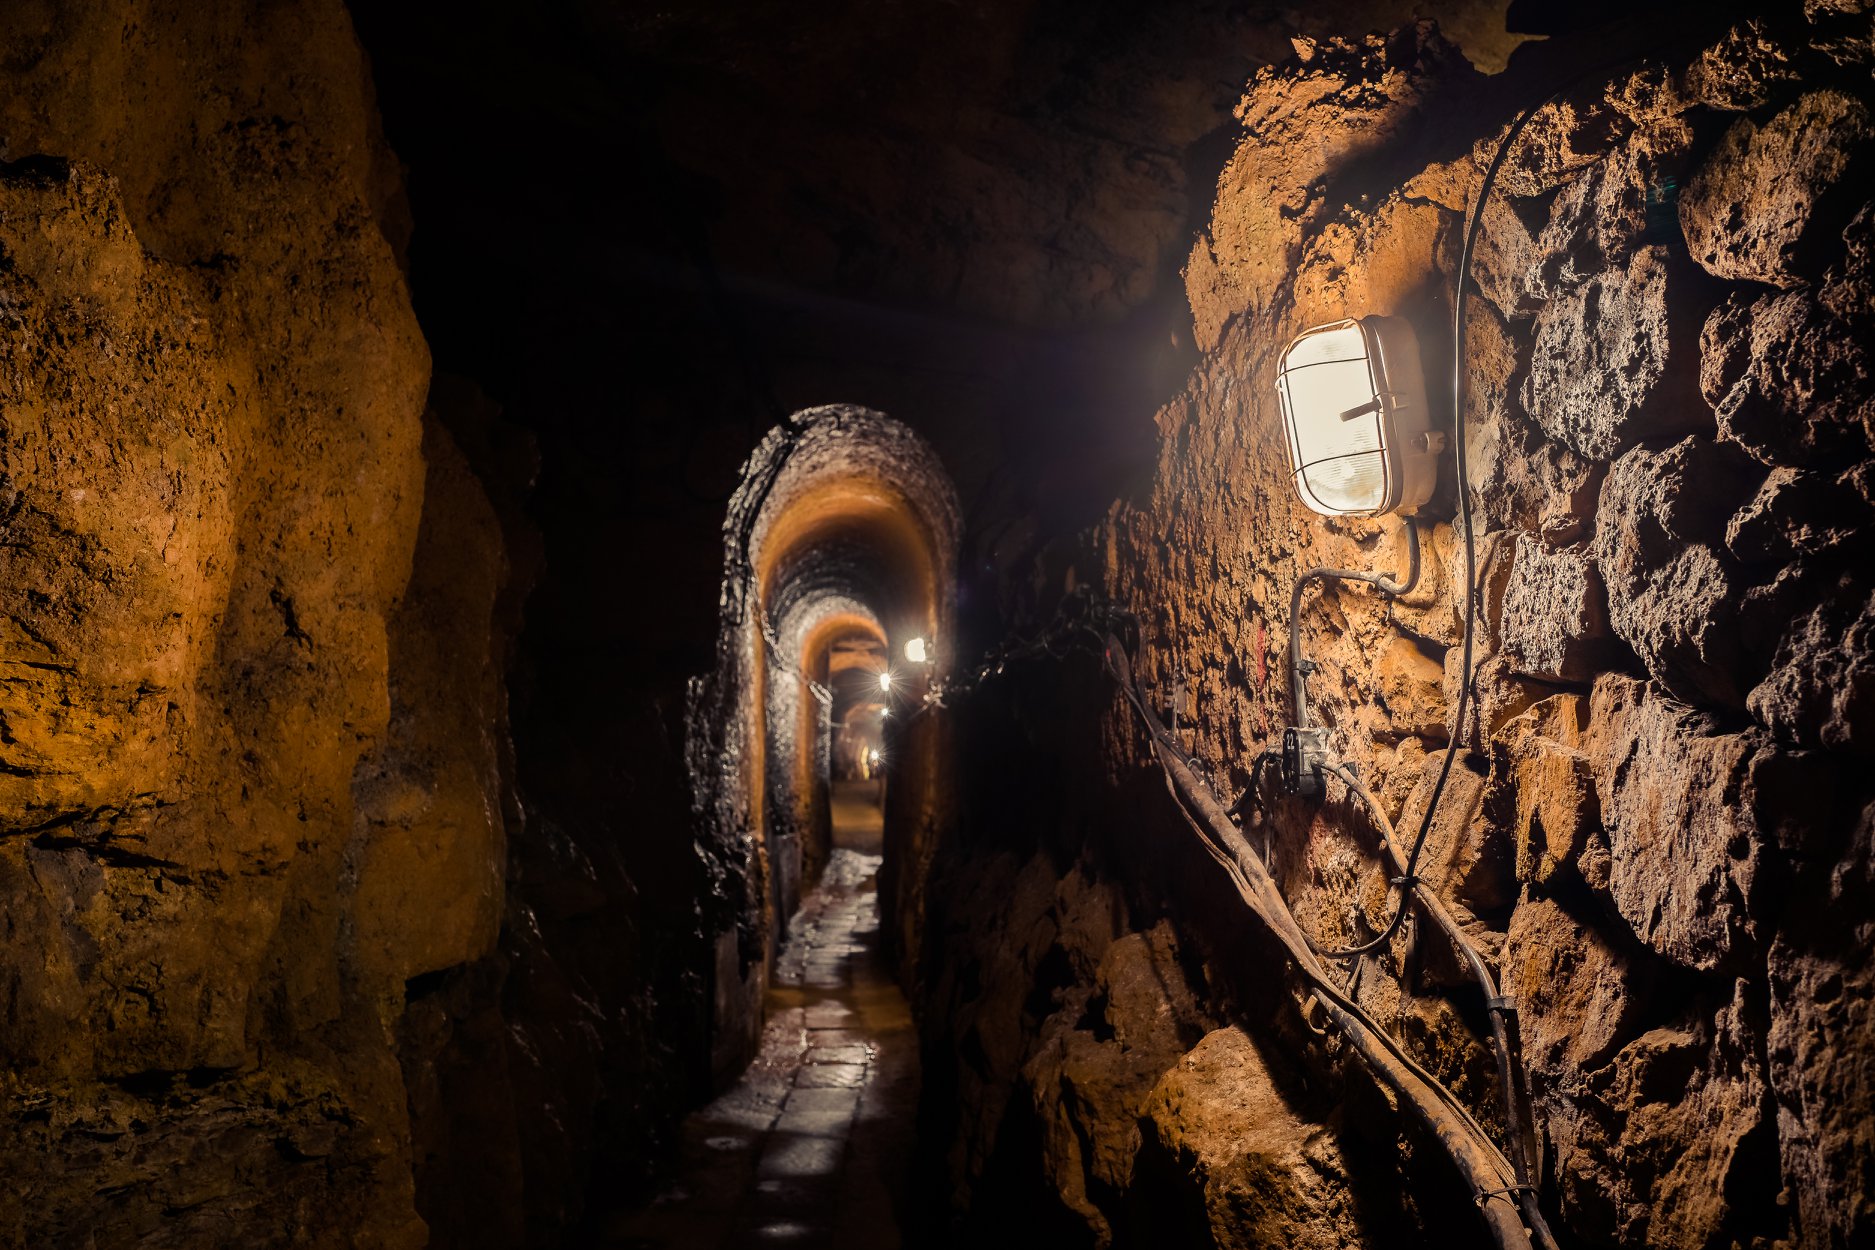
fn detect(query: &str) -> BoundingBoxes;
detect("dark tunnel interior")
[2,0,1874,1247]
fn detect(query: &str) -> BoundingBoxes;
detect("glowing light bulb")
[1274,316,1435,517]
[904,636,927,663]
[878,671,893,692]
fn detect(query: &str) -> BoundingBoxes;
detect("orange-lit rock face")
[0,4,495,1246]
[926,15,1875,1250]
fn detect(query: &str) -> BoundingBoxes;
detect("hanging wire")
[1099,627,1543,1250]
[915,587,1133,712]
[1267,58,1643,977]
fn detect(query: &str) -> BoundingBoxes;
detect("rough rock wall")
[925,9,1875,1249]
[0,4,513,1246]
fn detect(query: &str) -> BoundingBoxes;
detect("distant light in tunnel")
[1275,316,1438,517]
[903,636,927,664]
[878,671,893,692]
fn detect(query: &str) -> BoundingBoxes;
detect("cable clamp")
[1486,996,1517,1018]
[1473,1183,1537,1208]
[1389,874,1421,890]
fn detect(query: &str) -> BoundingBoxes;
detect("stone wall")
[923,9,1875,1248]
[0,4,515,1245]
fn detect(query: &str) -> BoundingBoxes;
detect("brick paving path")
[596,796,919,1250]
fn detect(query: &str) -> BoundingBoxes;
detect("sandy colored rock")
[1700,287,1875,467]
[1186,24,1473,350]
[1396,749,1510,920]
[1137,1027,1366,1250]
[1521,246,1707,461]
[1680,89,1875,287]
[1495,534,1616,683]
[1503,895,1642,1071]
[1586,676,1759,973]
[1020,922,1212,1242]
[1374,634,1449,740]
[0,2,440,1244]
[1444,649,1566,751]
[1485,694,1596,886]
[1288,195,1448,330]
[0,1052,427,1250]
[349,412,509,996]
[1468,406,1603,542]
[921,853,1127,1209]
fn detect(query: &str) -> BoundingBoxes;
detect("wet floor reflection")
[596,785,917,1250]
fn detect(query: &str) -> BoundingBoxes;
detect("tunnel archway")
[689,405,959,1082]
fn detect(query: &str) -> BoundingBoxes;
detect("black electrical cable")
[1227,750,1282,822]
[1102,632,1539,1250]
[1288,517,1422,731]
[1323,760,1555,1250]
[1279,516,1426,960]
[1280,69,1617,966]
[1248,64,1662,1248]
[1412,51,1670,917]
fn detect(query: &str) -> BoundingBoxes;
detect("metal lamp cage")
[1275,316,1436,518]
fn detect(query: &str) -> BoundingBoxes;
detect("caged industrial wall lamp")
[1217,63,1642,1250]
[1274,315,1436,797]
[1275,316,1442,518]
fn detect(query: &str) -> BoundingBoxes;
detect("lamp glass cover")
[1277,321,1390,515]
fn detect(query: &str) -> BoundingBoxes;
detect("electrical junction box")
[1282,726,1329,799]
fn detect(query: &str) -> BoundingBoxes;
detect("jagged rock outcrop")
[0,4,514,1246]
[1680,88,1875,287]
[926,9,1875,1248]
[1136,1028,1367,1250]
[1701,287,1875,466]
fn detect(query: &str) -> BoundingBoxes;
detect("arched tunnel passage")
[621,405,958,1247]
[683,401,959,1099]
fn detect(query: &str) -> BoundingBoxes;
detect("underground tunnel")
[2,1,1874,1248]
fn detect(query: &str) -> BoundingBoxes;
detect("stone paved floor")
[595,785,920,1249]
